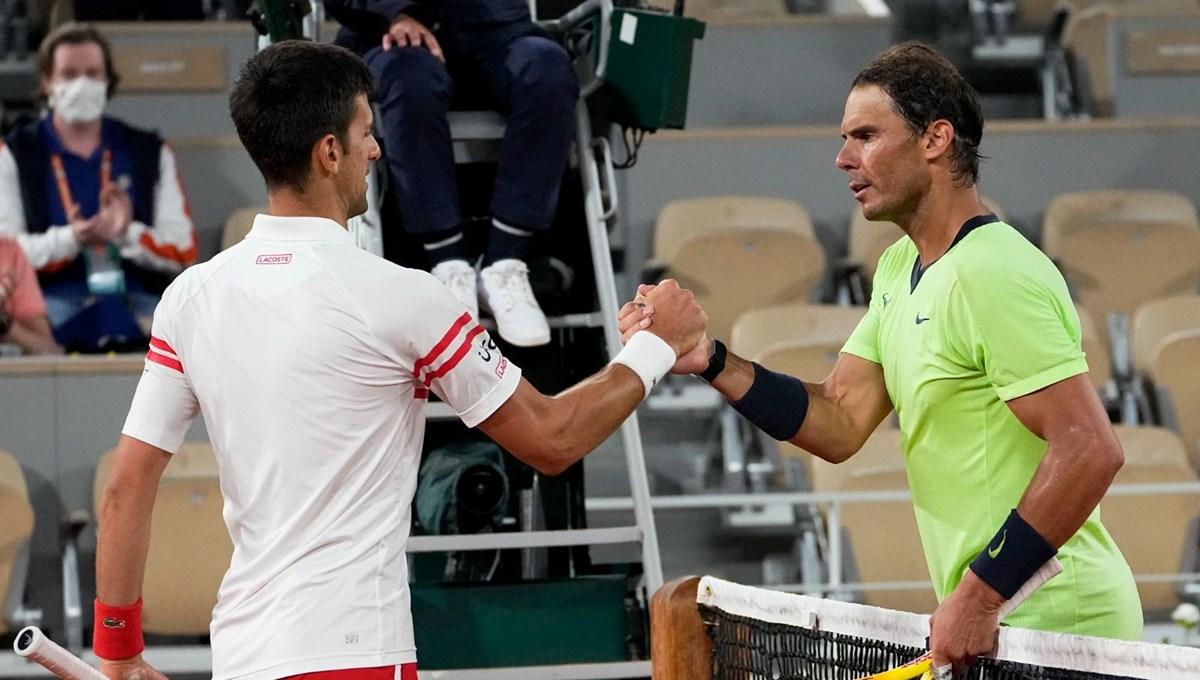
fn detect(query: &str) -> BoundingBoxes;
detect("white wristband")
[611,331,677,399]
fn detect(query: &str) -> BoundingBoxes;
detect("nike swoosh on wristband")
[988,530,1007,559]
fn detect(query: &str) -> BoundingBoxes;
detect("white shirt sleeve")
[119,144,198,274]
[0,144,81,270]
[122,285,200,452]
[370,270,522,428]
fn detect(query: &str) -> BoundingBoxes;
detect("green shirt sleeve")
[842,284,882,364]
[948,261,1089,402]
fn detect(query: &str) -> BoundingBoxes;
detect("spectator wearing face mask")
[0,22,197,352]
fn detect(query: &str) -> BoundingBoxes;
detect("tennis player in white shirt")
[93,40,706,680]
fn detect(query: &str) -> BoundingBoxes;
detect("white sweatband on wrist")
[611,331,676,399]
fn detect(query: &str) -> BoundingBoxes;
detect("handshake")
[617,279,712,376]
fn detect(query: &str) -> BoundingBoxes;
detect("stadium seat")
[1042,189,1199,260]
[1057,221,1200,332]
[651,196,826,341]
[1102,426,1200,616]
[1132,295,1200,379]
[94,442,232,635]
[1060,1,1200,117]
[1149,330,1200,470]
[818,428,936,614]
[0,449,34,635]
[221,206,264,251]
[730,303,865,374]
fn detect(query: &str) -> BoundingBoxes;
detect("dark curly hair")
[229,40,375,192]
[852,42,984,186]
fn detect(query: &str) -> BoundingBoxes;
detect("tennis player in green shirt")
[620,42,1142,676]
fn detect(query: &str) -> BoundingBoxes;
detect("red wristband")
[93,598,144,660]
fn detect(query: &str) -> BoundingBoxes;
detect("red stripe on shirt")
[149,335,176,355]
[422,324,484,388]
[146,348,183,373]
[414,388,429,400]
[413,312,472,378]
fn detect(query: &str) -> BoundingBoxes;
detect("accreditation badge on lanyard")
[52,149,126,296]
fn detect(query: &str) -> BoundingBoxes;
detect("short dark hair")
[229,40,375,192]
[852,42,984,186]
[38,22,120,98]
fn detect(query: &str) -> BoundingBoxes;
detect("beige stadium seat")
[652,196,826,341]
[0,449,34,634]
[1150,330,1200,470]
[1061,1,1200,117]
[1076,303,1112,392]
[730,303,865,373]
[1101,426,1199,615]
[1058,221,1200,328]
[1042,189,1199,260]
[94,443,232,635]
[221,206,264,251]
[847,196,1007,282]
[815,428,935,613]
[1132,295,1200,378]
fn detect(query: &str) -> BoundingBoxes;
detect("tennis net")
[694,576,1200,679]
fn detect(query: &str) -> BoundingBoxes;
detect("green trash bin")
[602,9,706,131]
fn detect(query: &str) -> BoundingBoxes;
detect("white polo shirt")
[122,215,521,680]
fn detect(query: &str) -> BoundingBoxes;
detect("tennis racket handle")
[13,627,108,680]
[997,556,1063,619]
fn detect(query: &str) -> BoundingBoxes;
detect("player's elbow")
[525,440,576,476]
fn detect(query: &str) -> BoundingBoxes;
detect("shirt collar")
[246,214,354,243]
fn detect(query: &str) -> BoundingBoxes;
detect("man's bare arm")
[1007,373,1124,546]
[708,350,893,463]
[96,435,172,606]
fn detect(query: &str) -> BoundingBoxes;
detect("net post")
[650,575,711,680]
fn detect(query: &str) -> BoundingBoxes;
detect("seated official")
[326,0,579,348]
[0,23,197,352]
[0,236,61,355]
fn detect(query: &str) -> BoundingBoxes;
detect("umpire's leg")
[365,46,462,237]
[475,30,579,231]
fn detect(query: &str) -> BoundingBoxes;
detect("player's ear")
[314,133,341,176]
[923,119,955,161]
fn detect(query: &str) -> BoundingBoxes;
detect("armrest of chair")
[538,0,613,96]
[60,510,90,655]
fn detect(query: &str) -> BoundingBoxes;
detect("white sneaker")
[479,259,551,347]
[431,259,479,319]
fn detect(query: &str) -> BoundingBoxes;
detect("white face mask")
[48,76,107,123]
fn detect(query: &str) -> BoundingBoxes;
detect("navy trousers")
[365,22,579,235]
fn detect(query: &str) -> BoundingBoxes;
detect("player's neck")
[905,187,987,268]
[51,113,102,158]
[267,187,350,229]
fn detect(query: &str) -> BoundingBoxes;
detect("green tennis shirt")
[842,216,1142,639]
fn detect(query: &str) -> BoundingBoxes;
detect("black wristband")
[731,362,809,441]
[0,309,12,337]
[969,509,1057,600]
[696,339,727,383]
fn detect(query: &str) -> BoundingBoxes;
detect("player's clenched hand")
[617,284,656,344]
[383,14,444,62]
[929,570,1005,677]
[99,655,168,680]
[641,279,707,359]
[619,283,711,375]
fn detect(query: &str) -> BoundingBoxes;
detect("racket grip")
[13,627,108,680]
[998,556,1063,619]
